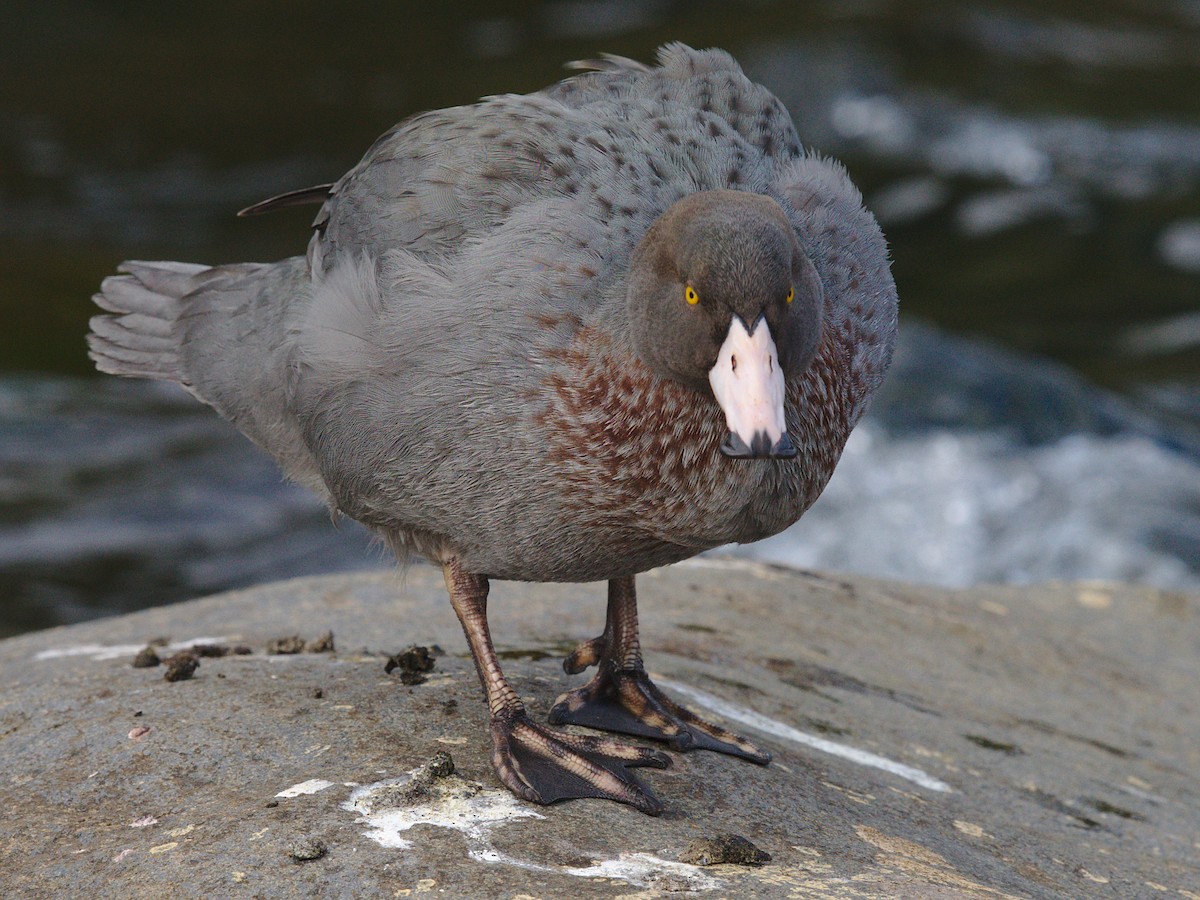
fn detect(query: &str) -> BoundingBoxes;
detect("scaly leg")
[549,576,770,764]
[442,561,669,814]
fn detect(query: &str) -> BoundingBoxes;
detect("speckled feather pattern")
[309,46,802,272]
[89,44,898,584]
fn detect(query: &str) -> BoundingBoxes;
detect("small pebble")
[132,647,160,668]
[162,652,199,681]
[680,833,771,867]
[289,838,327,861]
[191,644,230,658]
[305,631,335,653]
[162,652,199,682]
[266,636,305,655]
[385,646,436,685]
[394,751,460,803]
[426,751,455,779]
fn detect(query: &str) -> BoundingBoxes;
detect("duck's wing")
[304,44,804,275]
[305,93,595,273]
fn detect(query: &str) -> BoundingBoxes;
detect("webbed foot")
[549,664,770,764]
[490,709,669,814]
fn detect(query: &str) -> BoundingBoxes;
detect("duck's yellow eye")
[685,285,699,305]
[786,286,794,304]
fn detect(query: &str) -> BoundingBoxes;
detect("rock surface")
[1,559,1197,898]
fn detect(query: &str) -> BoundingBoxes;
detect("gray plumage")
[89,42,897,583]
[90,43,899,814]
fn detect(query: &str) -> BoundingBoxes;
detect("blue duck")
[89,44,898,815]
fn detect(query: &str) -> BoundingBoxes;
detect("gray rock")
[1,560,1197,897]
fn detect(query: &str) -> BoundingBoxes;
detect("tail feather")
[90,311,174,343]
[87,343,174,380]
[88,254,324,494]
[120,259,210,285]
[87,261,212,382]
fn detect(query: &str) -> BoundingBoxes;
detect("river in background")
[3,1,1199,637]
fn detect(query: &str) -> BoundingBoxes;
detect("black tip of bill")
[720,430,797,460]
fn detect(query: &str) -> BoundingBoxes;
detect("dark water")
[3,1,1199,636]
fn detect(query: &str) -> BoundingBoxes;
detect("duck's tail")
[88,256,326,493]
[87,260,212,383]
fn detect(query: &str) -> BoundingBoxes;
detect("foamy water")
[734,421,1200,589]
[732,323,1200,589]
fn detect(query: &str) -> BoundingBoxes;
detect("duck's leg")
[442,560,669,814]
[549,576,770,764]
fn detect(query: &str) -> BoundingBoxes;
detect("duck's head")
[626,190,823,459]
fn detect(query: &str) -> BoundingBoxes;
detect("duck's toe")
[489,710,668,815]
[562,634,606,675]
[549,668,771,765]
